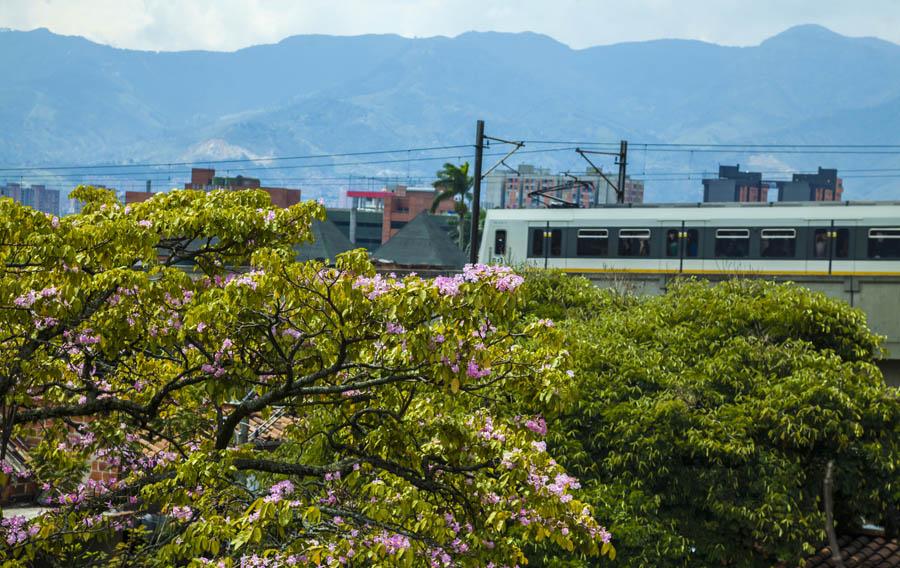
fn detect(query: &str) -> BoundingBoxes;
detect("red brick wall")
[261,187,301,208]
[191,168,215,186]
[381,189,454,243]
[125,191,153,205]
[89,458,119,484]
[1,479,37,504]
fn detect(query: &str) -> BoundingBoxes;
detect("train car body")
[478,202,900,276]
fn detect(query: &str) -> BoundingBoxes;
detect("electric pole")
[575,141,629,204]
[469,119,485,264]
[616,140,628,204]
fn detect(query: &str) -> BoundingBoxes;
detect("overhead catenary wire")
[0,146,582,180]
[0,144,475,172]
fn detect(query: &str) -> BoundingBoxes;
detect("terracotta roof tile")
[804,534,900,567]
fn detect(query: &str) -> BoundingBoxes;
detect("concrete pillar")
[349,197,358,244]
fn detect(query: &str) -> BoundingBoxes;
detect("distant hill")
[2,24,900,201]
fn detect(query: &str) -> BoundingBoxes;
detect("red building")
[702,165,769,203]
[125,168,301,207]
[347,185,455,244]
[777,168,844,202]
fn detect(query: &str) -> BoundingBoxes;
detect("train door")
[526,221,569,270]
[661,221,704,275]
[828,220,856,276]
[808,220,854,276]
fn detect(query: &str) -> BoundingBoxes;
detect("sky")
[1,0,899,51]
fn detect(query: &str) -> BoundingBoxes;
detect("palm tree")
[431,162,473,248]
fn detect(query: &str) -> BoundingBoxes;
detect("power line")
[522,139,900,149]
[640,148,900,155]
[0,144,473,173]
[0,147,581,181]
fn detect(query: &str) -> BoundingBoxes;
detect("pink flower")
[282,328,302,339]
[170,506,193,521]
[264,480,295,503]
[13,291,36,308]
[386,322,405,335]
[433,275,462,296]
[525,416,548,437]
[138,220,153,228]
[466,359,490,379]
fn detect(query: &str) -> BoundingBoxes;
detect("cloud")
[1,0,899,51]
[746,154,795,175]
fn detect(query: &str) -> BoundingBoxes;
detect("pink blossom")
[525,416,548,437]
[13,291,36,308]
[282,327,302,339]
[433,275,462,296]
[264,479,295,503]
[137,220,153,228]
[385,322,405,335]
[372,532,411,554]
[170,506,193,521]
[466,359,490,379]
[352,274,395,300]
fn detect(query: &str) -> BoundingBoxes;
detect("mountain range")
[2,24,900,201]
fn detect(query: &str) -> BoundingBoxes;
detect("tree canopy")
[431,162,473,249]
[522,271,899,568]
[0,189,613,567]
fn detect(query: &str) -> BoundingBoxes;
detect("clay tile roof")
[804,534,900,567]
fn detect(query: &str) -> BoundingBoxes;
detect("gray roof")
[372,213,466,268]
[294,219,356,262]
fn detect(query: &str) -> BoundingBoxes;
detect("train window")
[714,228,750,258]
[685,229,699,257]
[618,229,651,257]
[813,229,850,259]
[530,230,542,256]
[665,230,679,257]
[665,229,700,257]
[530,228,562,257]
[760,228,797,258]
[494,230,507,255]
[576,229,609,256]
[868,228,900,259]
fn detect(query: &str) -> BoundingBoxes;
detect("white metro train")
[477,202,900,276]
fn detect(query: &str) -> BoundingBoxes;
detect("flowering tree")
[0,187,612,566]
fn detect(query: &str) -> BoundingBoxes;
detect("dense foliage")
[0,190,613,567]
[431,162,474,249]
[522,271,899,567]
